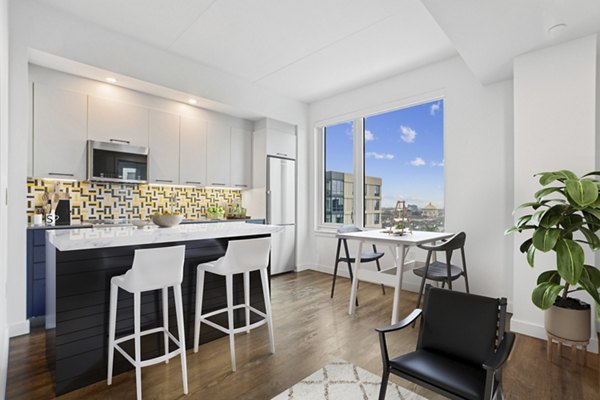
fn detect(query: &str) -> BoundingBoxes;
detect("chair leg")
[441,281,446,289]
[162,287,169,364]
[415,275,427,311]
[133,292,142,400]
[415,251,433,310]
[331,240,342,298]
[174,284,189,395]
[378,370,390,400]
[446,250,453,290]
[461,247,470,293]
[226,274,237,371]
[244,271,251,334]
[414,251,432,328]
[194,269,205,353]
[375,258,386,295]
[107,283,118,385]
[261,268,275,354]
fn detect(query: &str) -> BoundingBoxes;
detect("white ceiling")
[422,0,600,85]
[35,0,456,103]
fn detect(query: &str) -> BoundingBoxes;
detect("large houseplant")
[507,170,600,342]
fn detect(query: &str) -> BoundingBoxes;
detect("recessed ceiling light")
[105,77,117,83]
[188,99,197,105]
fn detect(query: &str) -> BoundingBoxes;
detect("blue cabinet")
[26,226,92,318]
[26,229,47,318]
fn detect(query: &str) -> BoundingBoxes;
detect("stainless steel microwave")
[87,140,149,184]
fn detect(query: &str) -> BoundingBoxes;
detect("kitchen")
[22,64,299,394]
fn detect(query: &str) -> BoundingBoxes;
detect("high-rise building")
[324,171,382,226]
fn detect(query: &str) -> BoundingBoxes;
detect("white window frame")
[314,91,446,233]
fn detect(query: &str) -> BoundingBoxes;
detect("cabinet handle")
[155,179,173,183]
[235,184,248,188]
[276,152,288,157]
[109,138,130,144]
[48,172,75,177]
[211,182,226,186]
[186,181,202,185]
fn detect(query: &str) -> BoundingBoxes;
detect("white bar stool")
[107,245,188,400]
[193,237,274,372]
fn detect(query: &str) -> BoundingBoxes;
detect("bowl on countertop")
[151,214,184,228]
[131,219,151,229]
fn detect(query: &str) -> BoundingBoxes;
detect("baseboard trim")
[299,263,422,293]
[1,327,8,399]
[8,320,29,338]
[511,318,598,354]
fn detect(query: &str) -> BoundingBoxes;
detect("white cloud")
[364,130,374,142]
[430,101,441,116]
[410,157,426,166]
[430,160,444,167]
[366,152,394,160]
[400,125,417,143]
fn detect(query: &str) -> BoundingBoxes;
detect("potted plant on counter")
[507,170,600,344]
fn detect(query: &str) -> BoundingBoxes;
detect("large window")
[324,121,354,224]
[321,99,444,232]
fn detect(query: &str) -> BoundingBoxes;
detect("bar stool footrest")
[200,304,268,335]
[113,326,183,368]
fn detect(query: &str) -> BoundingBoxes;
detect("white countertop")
[47,222,283,251]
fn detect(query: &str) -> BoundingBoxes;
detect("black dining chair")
[376,286,515,400]
[413,231,469,310]
[330,225,385,303]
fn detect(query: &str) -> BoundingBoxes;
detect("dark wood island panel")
[47,234,270,395]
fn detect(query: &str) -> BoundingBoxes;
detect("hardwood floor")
[6,270,600,399]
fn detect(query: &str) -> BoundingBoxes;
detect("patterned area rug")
[272,360,426,400]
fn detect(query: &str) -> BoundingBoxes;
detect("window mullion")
[354,118,364,228]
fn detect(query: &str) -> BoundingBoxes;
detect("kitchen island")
[45,223,281,395]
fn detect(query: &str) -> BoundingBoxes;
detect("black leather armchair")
[376,286,515,400]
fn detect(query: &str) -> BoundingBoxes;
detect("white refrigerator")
[267,156,296,274]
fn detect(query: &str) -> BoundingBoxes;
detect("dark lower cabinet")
[27,229,49,318]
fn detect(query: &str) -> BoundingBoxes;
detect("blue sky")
[325,99,444,208]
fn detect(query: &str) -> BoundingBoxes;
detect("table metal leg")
[348,241,363,315]
[391,244,408,324]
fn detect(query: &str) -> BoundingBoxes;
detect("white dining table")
[337,229,454,324]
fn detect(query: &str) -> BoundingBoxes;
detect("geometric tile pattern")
[272,360,427,400]
[26,178,241,223]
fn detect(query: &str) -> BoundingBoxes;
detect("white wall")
[8,0,308,337]
[1,0,9,393]
[513,35,598,351]
[304,56,514,301]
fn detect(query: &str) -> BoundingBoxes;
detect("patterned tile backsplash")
[26,179,241,223]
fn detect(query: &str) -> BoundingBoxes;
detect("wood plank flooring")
[6,270,600,399]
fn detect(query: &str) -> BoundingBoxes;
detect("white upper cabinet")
[88,96,149,147]
[33,83,88,180]
[148,110,180,185]
[206,122,231,187]
[230,127,252,189]
[179,115,207,186]
[266,131,296,159]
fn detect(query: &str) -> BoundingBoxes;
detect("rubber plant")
[506,170,600,320]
